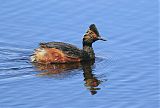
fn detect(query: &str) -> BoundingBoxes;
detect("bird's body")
[31,24,106,64]
[31,42,89,63]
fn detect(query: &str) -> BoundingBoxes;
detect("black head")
[83,24,106,44]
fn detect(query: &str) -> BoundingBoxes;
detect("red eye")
[93,34,98,39]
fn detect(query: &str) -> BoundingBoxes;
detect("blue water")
[0,0,159,108]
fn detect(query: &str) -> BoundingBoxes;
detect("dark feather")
[39,42,85,58]
[89,24,100,36]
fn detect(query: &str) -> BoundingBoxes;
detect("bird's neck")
[83,42,95,59]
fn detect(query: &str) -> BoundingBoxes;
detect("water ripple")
[0,0,159,108]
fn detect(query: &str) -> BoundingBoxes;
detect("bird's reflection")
[81,61,102,95]
[32,60,102,95]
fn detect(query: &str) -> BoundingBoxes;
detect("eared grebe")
[31,24,106,64]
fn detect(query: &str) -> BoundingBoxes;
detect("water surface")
[0,0,159,108]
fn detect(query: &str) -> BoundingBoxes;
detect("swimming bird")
[30,24,106,64]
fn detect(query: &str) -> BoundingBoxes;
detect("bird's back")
[31,42,86,63]
[40,42,83,58]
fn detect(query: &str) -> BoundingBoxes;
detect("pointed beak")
[98,37,107,41]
